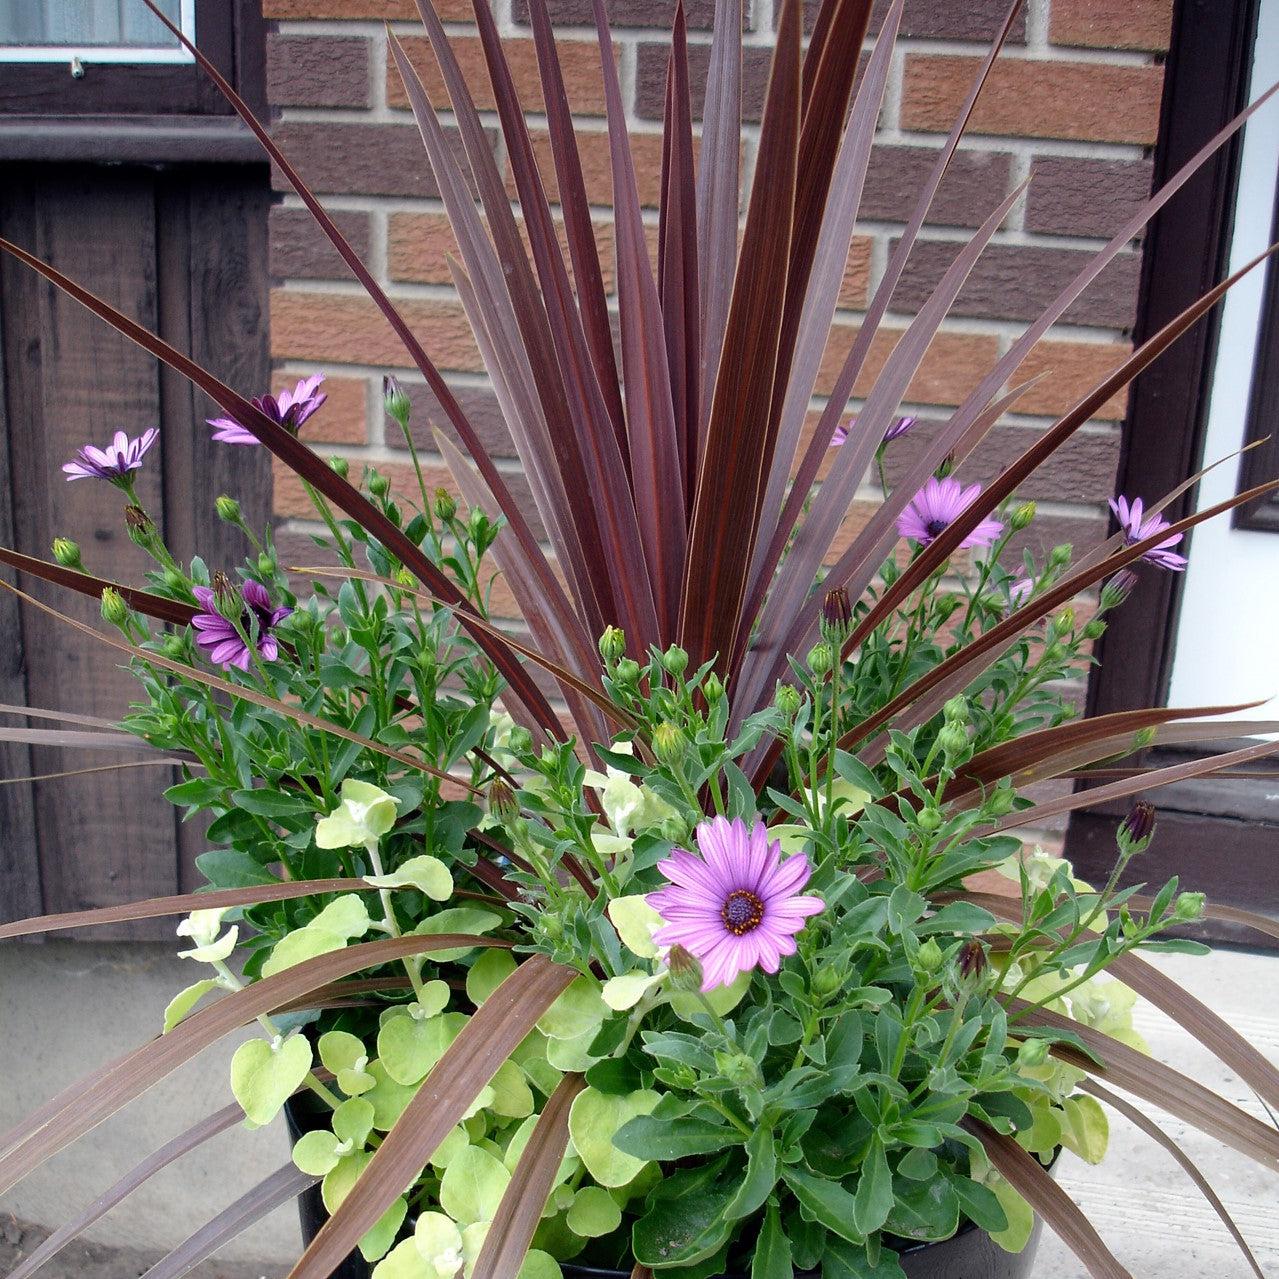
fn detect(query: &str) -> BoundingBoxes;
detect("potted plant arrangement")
[1,1,1277,1278]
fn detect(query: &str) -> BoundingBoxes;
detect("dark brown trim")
[1234,184,1279,531]
[0,117,265,164]
[1085,0,1261,721]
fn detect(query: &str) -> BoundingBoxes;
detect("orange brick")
[273,455,459,520]
[516,128,669,208]
[817,324,1002,407]
[388,36,610,117]
[1049,0,1174,52]
[1014,339,1132,420]
[276,373,368,446]
[837,236,874,312]
[901,55,1164,145]
[270,291,482,373]
[264,0,471,15]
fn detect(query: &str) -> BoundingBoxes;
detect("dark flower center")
[925,517,949,538]
[721,889,765,935]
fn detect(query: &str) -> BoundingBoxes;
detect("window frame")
[0,0,198,66]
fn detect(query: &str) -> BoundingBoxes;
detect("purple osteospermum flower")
[191,579,292,670]
[1008,577,1034,608]
[831,415,917,447]
[62,428,158,485]
[897,476,1004,549]
[648,816,825,992]
[207,374,328,446]
[1109,496,1187,572]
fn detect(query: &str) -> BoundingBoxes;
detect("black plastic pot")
[288,1107,1043,1277]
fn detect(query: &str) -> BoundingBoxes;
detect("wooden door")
[0,162,270,934]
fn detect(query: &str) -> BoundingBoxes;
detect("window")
[0,1,195,64]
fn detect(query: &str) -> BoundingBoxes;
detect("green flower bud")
[507,726,533,755]
[702,673,725,704]
[214,495,242,524]
[1117,801,1156,856]
[1016,1037,1051,1068]
[915,938,944,975]
[100,587,129,628]
[614,658,642,688]
[162,567,187,593]
[1010,500,1037,531]
[666,945,703,993]
[916,805,942,833]
[807,642,834,677]
[51,537,82,568]
[394,568,416,590]
[652,722,686,767]
[328,455,349,479]
[160,633,187,660]
[1173,891,1206,923]
[986,785,1017,817]
[1048,543,1073,570]
[811,964,844,1000]
[124,504,155,546]
[943,695,968,725]
[774,683,802,720]
[433,487,457,522]
[368,472,391,499]
[1053,607,1076,634]
[487,780,520,824]
[953,940,988,994]
[383,374,411,427]
[598,625,626,667]
[661,645,689,678]
[257,552,277,579]
[714,1050,763,1090]
[938,721,969,761]
[1082,619,1106,641]
[1100,569,1139,611]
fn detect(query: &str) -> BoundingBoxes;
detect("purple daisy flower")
[207,374,328,446]
[62,428,158,485]
[648,816,825,992]
[897,477,1004,549]
[1109,496,1187,572]
[831,415,916,447]
[191,579,292,670]
[1008,577,1034,608]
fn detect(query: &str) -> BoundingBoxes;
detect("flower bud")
[100,587,128,628]
[598,625,626,667]
[211,570,239,618]
[943,695,968,725]
[215,495,242,524]
[124,504,155,545]
[1117,801,1156,856]
[51,537,82,568]
[652,722,686,767]
[1173,891,1206,923]
[986,785,1017,817]
[162,567,187,593]
[160,633,187,660]
[487,780,520,824]
[807,642,834,677]
[383,374,411,427]
[662,645,689,678]
[666,944,703,993]
[1048,543,1073,570]
[257,552,277,579]
[1100,568,1139,610]
[820,587,853,644]
[915,938,944,975]
[953,940,988,993]
[1016,1037,1051,1068]
[812,965,844,999]
[614,658,641,688]
[703,673,725,704]
[774,683,801,720]
[507,726,533,755]
[394,568,416,590]
[433,487,457,522]
[917,805,942,833]
[1082,619,1106,641]
[714,1050,763,1090]
[1053,607,1076,635]
[1010,501,1037,531]
[368,471,391,499]
[938,720,969,761]
[328,455,350,479]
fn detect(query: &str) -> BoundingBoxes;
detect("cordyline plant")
[2,0,1279,1277]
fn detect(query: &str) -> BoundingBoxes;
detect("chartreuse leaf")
[440,1144,510,1224]
[726,1123,778,1220]
[163,978,221,1032]
[537,975,609,1040]
[614,1096,742,1161]
[310,893,372,938]
[782,1167,865,1246]
[632,1155,739,1268]
[566,1185,622,1237]
[319,1029,376,1096]
[606,895,663,958]
[364,1060,420,1131]
[852,1137,895,1236]
[332,1097,375,1148]
[467,948,517,1005]
[322,1151,407,1262]
[230,1034,313,1125]
[378,1011,466,1086]
[416,1212,465,1274]
[988,1175,1035,1252]
[293,1129,347,1177]
[602,971,665,1011]
[1060,1094,1109,1163]
[545,1026,604,1072]
[569,1087,660,1186]
[488,1058,534,1118]
[518,1251,562,1279]
[751,1202,791,1279]
[261,926,346,979]
[366,853,452,900]
[669,968,751,1020]
[414,908,502,961]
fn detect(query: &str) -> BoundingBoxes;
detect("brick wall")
[262,0,1172,628]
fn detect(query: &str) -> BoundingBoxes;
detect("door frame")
[1066,0,1279,945]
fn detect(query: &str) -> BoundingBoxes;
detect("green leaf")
[751,1203,792,1279]
[537,975,609,1040]
[781,1167,864,1246]
[614,1103,741,1161]
[466,948,517,1006]
[852,1137,894,1236]
[366,853,452,900]
[946,1173,1007,1235]
[726,1124,778,1221]
[231,787,314,818]
[378,1011,466,1086]
[163,979,221,1032]
[883,1173,959,1243]
[566,1186,622,1238]
[440,1144,510,1224]
[568,1087,660,1186]
[230,1034,313,1126]
[260,926,346,979]
[414,908,502,961]
[194,848,276,888]
[631,1156,739,1269]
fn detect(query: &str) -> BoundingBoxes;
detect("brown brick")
[634,42,776,122]
[268,35,370,109]
[264,0,472,16]
[404,381,516,459]
[1026,156,1154,239]
[890,240,1142,330]
[817,325,1001,405]
[269,122,486,199]
[515,127,669,207]
[901,55,1164,145]
[1014,339,1133,420]
[388,35,610,117]
[837,237,874,311]
[271,291,482,373]
[1049,0,1174,52]
[270,207,373,282]
[286,373,369,446]
[801,0,1026,41]
[862,146,1014,230]
[512,0,740,31]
